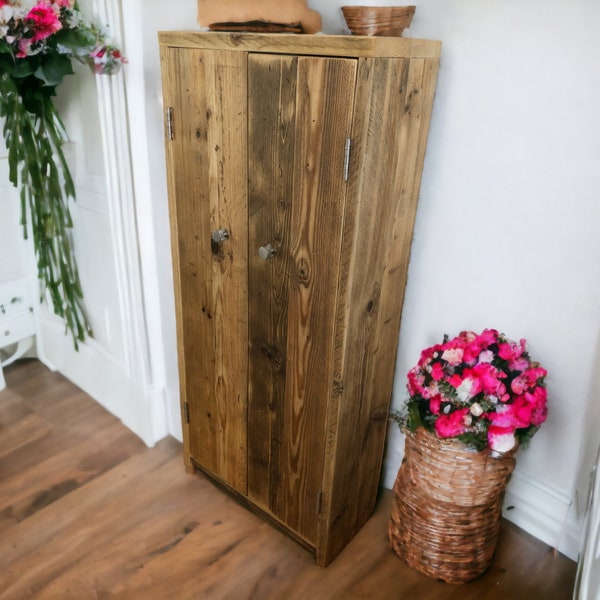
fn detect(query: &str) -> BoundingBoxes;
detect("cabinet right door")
[246,53,357,546]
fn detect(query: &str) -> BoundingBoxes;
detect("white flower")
[490,432,516,455]
[470,402,484,417]
[456,378,475,403]
[441,347,464,365]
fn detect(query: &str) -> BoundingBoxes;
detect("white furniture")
[0,278,36,390]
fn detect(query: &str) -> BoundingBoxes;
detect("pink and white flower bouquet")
[400,329,548,454]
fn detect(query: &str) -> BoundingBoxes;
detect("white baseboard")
[37,318,167,448]
[502,468,581,561]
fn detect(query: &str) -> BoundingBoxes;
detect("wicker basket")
[389,427,517,584]
[341,6,416,37]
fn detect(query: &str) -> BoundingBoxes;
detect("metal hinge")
[166,107,174,140]
[343,138,352,181]
[183,401,190,424]
[316,489,323,514]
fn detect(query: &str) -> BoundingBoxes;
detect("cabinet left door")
[161,47,249,494]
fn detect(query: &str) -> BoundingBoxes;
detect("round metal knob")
[211,228,230,243]
[258,244,276,260]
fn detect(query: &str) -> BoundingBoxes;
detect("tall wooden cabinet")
[159,31,440,566]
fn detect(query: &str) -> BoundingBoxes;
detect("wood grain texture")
[0,360,577,599]
[158,31,442,59]
[281,55,357,544]
[248,53,357,545]
[247,54,297,517]
[161,47,248,492]
[318,56,439,565]
[161,32,444,565]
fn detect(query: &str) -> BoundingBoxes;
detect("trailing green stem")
[1,74,91,347]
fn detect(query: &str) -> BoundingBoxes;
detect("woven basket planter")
[389,427,517,584]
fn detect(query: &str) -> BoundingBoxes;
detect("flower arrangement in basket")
[399,328,548,454]
[389,329,549,583]
[0,0,125,346]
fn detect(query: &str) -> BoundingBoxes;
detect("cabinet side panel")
[318,56,439,565]
[163,47,249,492]
[160,46,192,466]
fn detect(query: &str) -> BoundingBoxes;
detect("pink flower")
[448,373,464,389]
[498,338,526,361]
[26,2,62,42]
[434,408,469,438]
[511,374,529,395]
[470,363,505,395]
[430,361,445,381]
[477,329,499,347]
[523,387,548,426]
[525,367,547,386]
[407,369,425,396]
[16,38,32,58]
[485,405,520,429]
[429,395,442,415]
[509,356,531,372]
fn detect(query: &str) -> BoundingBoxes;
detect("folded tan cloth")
[197,0,322,33]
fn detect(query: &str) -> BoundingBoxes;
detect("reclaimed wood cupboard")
[159,31,441,566]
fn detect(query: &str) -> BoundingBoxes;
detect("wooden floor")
[0,360,577,599]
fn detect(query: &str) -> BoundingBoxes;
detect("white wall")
[355,0,599,560]
[0,157,24,283]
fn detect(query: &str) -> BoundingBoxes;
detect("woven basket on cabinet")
[388,427,517,584]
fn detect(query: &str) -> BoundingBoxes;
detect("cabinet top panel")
[158,31,441,59]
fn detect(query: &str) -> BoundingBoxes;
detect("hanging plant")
[0,0,125,347]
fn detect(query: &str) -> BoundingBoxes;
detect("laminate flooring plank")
[0,390,52,459]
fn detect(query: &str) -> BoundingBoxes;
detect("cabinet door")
[247,54,357,545]
[163,48,249,493]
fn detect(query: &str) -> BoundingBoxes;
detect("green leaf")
[34,54,74,87]
[12,58,37,79]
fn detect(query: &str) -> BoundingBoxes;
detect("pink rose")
[509,357,531,372]
[434,408,469,438]
[477,329,499,347]
[470,363,505,395]
[498,339,526,361]
[525,367,547,386]
[26,2,62,42]
[523,387,548,426]
[407,369,425,396]
[511,374,528,395]
[429,395,442,415]
[430,361,445,381]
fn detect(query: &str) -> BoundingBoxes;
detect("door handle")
[258,244,276,260]
[211,228,230,243]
